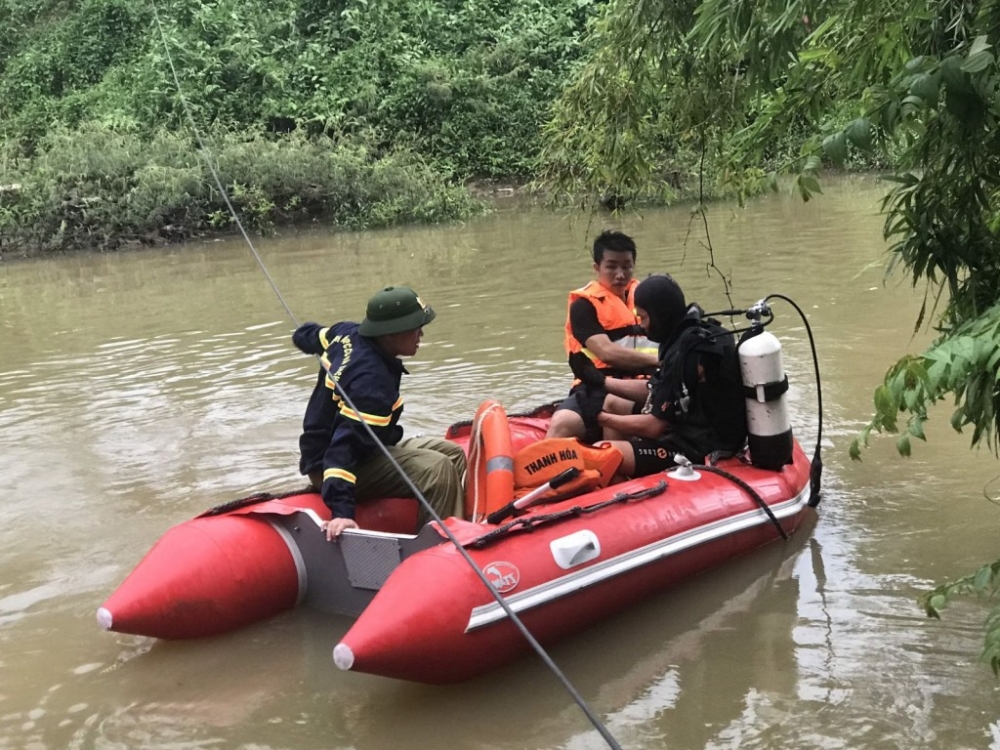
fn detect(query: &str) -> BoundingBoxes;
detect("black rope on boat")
[199,492,276,517]
[150,6,624,746]
[470,480,668,548]
[695,464,789,540]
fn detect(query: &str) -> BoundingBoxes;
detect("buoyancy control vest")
[652,310,748,459]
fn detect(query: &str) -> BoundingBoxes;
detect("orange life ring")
[465,400,515,522]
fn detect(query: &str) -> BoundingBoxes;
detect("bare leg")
[605,440,636,476]
[546,409,586,439]
[604,393,636,414]
[601,394,637,440]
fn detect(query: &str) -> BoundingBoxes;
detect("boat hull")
[97,492,418,639]
[98,402,818,685]
[333,446,813,683]
[97,511,302,640]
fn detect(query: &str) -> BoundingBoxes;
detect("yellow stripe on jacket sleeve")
[323,467,356,484]
[319,327,331,350]
[338,402,394,427]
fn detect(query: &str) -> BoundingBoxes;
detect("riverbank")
[0,128,497,260]
[0,140,713,261]
[0,124,807,263]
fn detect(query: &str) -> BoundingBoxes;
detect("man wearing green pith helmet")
[294,285,466,540]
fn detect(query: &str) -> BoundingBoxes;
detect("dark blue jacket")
[294,322,405,519]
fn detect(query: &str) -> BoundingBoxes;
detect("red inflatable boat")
[98,401,817,684]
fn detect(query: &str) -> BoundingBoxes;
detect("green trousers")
[310,436,467,527]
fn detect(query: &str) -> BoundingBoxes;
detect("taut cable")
[149,5,623,746]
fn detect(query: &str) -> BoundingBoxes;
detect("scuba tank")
[739,327,793,470]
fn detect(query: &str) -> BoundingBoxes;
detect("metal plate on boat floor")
[271,513,444,617]
[340,534,401,590]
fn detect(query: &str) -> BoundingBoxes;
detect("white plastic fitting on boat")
[333,643,355,671]
[668,455,701,481]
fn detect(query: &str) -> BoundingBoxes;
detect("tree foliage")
[0,0,595,178]
[0,0,602,252]
[540,0,1000,670]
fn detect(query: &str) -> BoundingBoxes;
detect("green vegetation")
[0,0,598,254]
[1,127,479,252]
[540,0,1000,674]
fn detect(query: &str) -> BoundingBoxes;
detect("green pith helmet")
[358,285,436,337]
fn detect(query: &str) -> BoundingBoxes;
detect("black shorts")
[555,384,645,444]
[554,385,606,444]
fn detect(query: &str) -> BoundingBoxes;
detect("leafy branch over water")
[538,0,1000,674]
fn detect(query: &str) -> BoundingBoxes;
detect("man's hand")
[323,518,359,541]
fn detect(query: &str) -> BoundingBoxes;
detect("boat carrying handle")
[485,467,581,525]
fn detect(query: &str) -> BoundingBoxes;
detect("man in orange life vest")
[546,230,659,442]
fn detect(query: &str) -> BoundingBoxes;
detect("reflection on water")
[2,176,1000,750]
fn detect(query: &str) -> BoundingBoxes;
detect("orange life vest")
[512,438,623,504]
[563,280,657,371]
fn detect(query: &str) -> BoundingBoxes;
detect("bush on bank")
[0,126,484,256]
[0,0,596,255]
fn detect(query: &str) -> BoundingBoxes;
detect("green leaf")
[800,174,822,194]
[908,73,939,106]
[928,593,947,616]
[874,383,895,415]
[845,118,872,150]
[908,418,926,440]
[849,439,862,461]
[962,51,994,74]
[822,132,847,165]
[896,434,912,456]
[969,35,992,57]
[974,565,995,593]
[896,435,912,458]
[798,47,832,62]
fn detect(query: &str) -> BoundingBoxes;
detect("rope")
[150,3,299,329]
[199,486,316,517]
[148,5,623,747]
[471,480,668,548]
